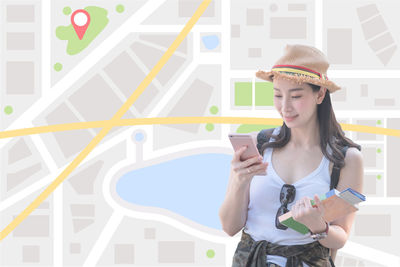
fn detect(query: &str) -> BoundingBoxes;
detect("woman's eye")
[274,95,301,98]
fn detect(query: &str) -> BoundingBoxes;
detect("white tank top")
[244,126,332,266]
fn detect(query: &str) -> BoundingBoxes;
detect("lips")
[284,115,298,121]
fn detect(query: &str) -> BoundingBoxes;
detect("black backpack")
[256,128,348,191]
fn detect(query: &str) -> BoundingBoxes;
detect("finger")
[314,194,321,204]
[303,196,312,208]
[233,146,248,161]
[314,195,324,212]
[291,203,299,219]
[240,154,263,168]
[244,161,265,174]
[294,200,302,211]
[253,162,269,175]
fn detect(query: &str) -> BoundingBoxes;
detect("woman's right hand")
[230,146,269,185]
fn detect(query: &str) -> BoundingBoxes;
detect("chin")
[283,120,300,129]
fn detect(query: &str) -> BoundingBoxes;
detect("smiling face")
[273,77,326,128]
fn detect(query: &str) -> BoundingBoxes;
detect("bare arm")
[219,133,268,236]
[294,147,364,249]
[316,147,364,249]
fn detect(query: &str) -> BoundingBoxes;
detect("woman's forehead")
[273,79,311,92]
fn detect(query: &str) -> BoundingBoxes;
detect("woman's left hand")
[291,194,327,233]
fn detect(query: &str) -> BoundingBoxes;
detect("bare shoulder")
[345,147,363,165]
[337,147,364,192]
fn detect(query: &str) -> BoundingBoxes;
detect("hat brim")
[255,70,341,93]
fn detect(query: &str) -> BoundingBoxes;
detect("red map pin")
[71,9,90,40]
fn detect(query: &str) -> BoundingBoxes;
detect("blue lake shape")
[201,35,220,50]
[116,153,231,230]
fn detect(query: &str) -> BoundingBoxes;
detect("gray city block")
[70,204,95,217]
[7,163,41,191]
[327,29,352,64]
[324,1,400,69]
[360,84,368,97]
[363,174,377,195]
[343,257,357,266]
[355,119,381,141]
[178,0,214,17]
[356,4,379,22]
[288,4,307,11]
[68,161,103,195]
[270,17,307,39]
[231,24,240,38]
[45,103,93,159]
[374,98,395,106]
[144,228,156,239]
[368,32,395,52]
[70,243,81,254]
[355,214,391,236]
[69,74,127,122]
[361,15,388,40]
[22,245,40,263]
[38,201,49,209]
[63,144,123,266]
[376,45,397,66]
[72,219,94,234]
[331,86,346,102]
[350,205,400,256]
[6,5,35,22]
[142,0,220,25]
[330,78,400,110]
[246,9,264,26]
[248,48,262,58]
[361,147,378,168]
[139,33,187,54]
[387,118,400,197]
[8,138,32,164]
[7,32,35,50]
[103,51,159,113]
[158,241,194,263]
[131,41,186,86]
[13,215,49,237]
[166,79,213,133]
[6,61,35,94]
[114,244,134,264]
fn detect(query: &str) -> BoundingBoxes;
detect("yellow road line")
[0,0,212,241]
[0,117,399,138]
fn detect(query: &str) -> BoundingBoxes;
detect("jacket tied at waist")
[232,230,333,267]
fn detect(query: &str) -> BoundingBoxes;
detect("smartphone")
[228,133,261,161]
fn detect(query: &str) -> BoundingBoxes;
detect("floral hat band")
[255,44,341,93]
[271,64,329,81]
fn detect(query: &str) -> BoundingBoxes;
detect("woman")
[219,44,363,267]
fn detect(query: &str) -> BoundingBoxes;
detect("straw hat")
[255,44,341,93]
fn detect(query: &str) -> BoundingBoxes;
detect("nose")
[281,97,293,112]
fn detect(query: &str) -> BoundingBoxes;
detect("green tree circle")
[210,105,219,114]
[206,123,214,131]
[4,105,13,115]
[54,63,63,72]
[206,249,215,258]
[116,4,125,13]
[63,6,71,15]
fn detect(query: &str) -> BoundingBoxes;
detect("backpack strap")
[256,128,276,155]
[329,145,349,190]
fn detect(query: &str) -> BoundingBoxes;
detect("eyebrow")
[273,87,304,92]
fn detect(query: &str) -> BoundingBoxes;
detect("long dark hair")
[260,83,361,168]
